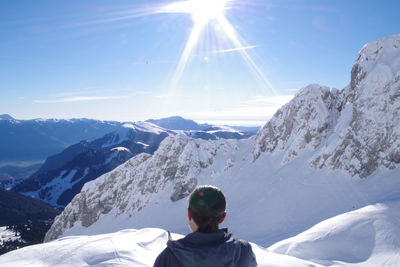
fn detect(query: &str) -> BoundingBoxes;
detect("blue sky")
[1,0,399,126]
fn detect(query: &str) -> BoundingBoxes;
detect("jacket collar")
[180,228,231,247]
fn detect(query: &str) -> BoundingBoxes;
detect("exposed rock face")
[254,34,400,177]
[45,136,228,241]
[253,84,344,164]
[311,34,400,177]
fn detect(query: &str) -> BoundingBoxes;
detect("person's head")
[188,185,227,233]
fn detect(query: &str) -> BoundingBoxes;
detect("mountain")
[0,116,122,163]
[146,116,210,130]
[228,125,260,134]
[12,122,172,208]
[0,188,59,255]
[0,114,14,121]
[147,116,255,139]
[11,117,256,208]
[0,115,255,166]
[44,34,400,266]
[0,189,59,226]
[0,164,42,189]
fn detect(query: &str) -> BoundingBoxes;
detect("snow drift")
[2,200,400,266]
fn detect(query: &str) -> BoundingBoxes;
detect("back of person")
[154,185,257,267]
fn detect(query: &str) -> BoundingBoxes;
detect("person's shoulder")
[232,236,253,253]
[154,240,185,267]
[227,234,257,267]
[154,247,173,267]
[226,231,251,248]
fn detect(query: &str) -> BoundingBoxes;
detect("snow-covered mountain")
[0,115,122,163]
[146,116,211,130]
[0,114,253,167]
[11,120,255,209]
[12,123,172,208]
[147,115,257,139]
[44,33,400,260]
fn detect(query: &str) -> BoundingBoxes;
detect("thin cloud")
[34,96,129,103]
[187,94,294,125]
[246,95,294,106]
[212,45,258,54]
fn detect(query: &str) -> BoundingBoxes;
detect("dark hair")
[188,185,226,233]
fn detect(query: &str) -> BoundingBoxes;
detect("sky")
[1,0,400,126]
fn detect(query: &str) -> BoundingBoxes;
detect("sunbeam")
[161,0,276,95]
[215,15,277,94]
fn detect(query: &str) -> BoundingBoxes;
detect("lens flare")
[161,0,276,95]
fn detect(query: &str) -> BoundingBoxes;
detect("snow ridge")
[253,84,343,164]
[312,34,400,177]
[45,136,234,241]
[254,34,400,177]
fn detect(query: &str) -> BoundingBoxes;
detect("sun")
[188,0,228,23]
[164,0,228,24]
[161,0,275,95]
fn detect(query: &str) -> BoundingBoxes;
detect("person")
[154,185,257,267]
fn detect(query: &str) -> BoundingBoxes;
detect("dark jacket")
[153,229,257,267]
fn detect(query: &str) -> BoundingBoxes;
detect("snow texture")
[2,200,400,266]
[0,227,21,246]
[0,228,322,266]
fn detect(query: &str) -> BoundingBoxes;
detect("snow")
[0,227,21,246]
[135,142,149,147]
[101,125,133,149]
[24,169,81,208]
[47,134,400,249]
[132,121,169,135]
[2,200,400,266]
[269,200,400,266]
[101,122,174,149]
[0,228,320,266]
[110,147,131,152]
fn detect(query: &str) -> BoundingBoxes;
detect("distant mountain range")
[0,115,122,163]
[11,117,258,208]
[146,116,260,134]
[146,116,210,131]
[0,115,259,166]
[0,164,42,190]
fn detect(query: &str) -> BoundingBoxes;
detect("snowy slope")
[0,228,321,267]
[269,200,400,266]
[2,200,400,266]
[0,227,21,246]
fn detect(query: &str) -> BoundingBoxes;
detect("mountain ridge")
[44,34,400,247]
